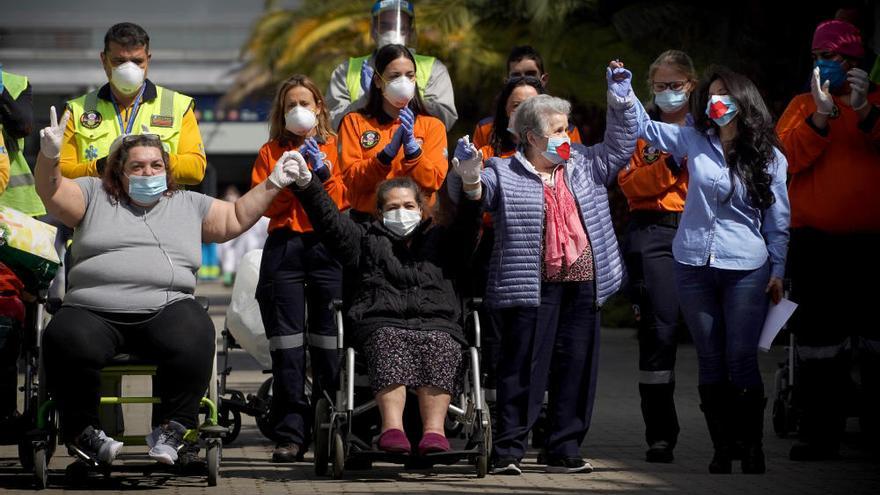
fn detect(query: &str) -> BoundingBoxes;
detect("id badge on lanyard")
[111,84,147,135]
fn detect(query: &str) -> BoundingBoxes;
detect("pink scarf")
[542,167,588,278]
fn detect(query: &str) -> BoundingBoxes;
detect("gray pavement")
[1,280,878,494]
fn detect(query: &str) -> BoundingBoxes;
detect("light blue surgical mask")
[654,89,689,113]
[813,59,847,90]
[541,135,571,164]
[705,95,738,127]
[128,173,167,204]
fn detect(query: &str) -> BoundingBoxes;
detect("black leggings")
[43,298,215,441]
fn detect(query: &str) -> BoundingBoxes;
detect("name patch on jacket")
[80,111,103,129]
[642,145,661,164]
[150,114,174,128]
[360,130,380,149]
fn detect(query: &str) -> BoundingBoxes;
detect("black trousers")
[256,230,342,446]
[43,298,215,442]
[788,227,880,444]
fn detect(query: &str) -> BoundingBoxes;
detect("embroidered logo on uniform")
[360,130,380,149]
[80,111,102,129]
[85,144,99,160]
[642,145,661,164]
[830,105,840,119]
[150,114,174,128]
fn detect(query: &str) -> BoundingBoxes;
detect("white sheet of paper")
[758,298,798,352]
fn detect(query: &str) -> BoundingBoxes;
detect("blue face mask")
[814,59,846,90]
[654,89,688,113]
[128,174,167,204]
[705,95,738,127]
[541,135,571,164]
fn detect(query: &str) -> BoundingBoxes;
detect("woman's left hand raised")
[606,60,633,107]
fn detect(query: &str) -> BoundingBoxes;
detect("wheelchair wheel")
[218,403,241,445]
[206,440,221,486]
[476,402,492,478]
[313,398,331,476]
[330,430,345,480]
[33,446,48,489]
[255,377,276,441]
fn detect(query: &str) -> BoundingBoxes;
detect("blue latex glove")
[399,107,420,156]
[299,137,330,181]
[382,125,405,158]
[360,61,374,96]
[453,135,478,162]
[607,63,633,99]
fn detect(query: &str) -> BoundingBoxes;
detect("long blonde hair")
[268,74,334,147]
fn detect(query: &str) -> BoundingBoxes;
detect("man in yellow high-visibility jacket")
[0,66,44,216]
[60,22,206,185]
[326,0,457,131]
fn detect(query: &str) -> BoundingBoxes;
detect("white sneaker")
[147,421,187,465]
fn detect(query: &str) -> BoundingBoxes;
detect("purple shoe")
[377,429,411,454]
[418,432,450,455]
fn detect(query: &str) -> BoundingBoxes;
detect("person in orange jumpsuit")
[251,74,348,463]
[338,44,447,223]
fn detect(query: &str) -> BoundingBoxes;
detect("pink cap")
[812,19,864,59]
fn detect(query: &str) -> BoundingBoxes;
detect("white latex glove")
[268,151,311,188]
[451,135,483,185]
[811,67,834,115]
[39,106,70,160]
[848,68,870,111]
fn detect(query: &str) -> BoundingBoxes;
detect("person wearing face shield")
[326,0,457,130]
[59,22,206,186]
[472,46,581,152]
[338,44,447,223]
[285,154,481,456]
[446,61,639,475]
[249,75,348,463]
[617,50,695,464]
[776,19,880,462]
[637,67,790,475]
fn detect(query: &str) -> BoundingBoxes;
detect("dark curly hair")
[488,76,545,156]
[102,135,177,204]
[691,66,780,210]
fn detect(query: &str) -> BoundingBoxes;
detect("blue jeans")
[674,261,770,389]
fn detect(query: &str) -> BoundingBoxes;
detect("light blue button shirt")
[637,105,790,279]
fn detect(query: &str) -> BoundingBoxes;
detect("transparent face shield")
[373,4,413,48]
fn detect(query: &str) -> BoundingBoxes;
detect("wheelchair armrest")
[466,297,483,311]
[195,296,210,313]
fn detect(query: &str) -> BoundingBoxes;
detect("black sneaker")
[545,455,593,473]
[271,442,301,463]
[67,426,123,465]
[646,441,674,463]
[490,457,522,475]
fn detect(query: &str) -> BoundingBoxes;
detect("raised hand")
[399,106,420,155]
[268,150,311,188]
[39,106,70,160]
[811,66,835,115]
[360,61,374,96]
[451,135,483,185]
[847,67,870,111]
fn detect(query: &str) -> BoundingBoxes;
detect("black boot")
[736,387,766,474]
[640,382,679,462]
[699,384,732,474]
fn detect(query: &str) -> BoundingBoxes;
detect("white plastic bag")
[225,249,272,369]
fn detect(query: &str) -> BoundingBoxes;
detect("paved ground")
[1,280,878,493]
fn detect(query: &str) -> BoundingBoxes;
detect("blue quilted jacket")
[471,100,638,308]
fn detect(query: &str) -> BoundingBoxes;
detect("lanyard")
[110,84,147,135]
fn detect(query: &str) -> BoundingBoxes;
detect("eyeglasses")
[505,75,543,86]
[652,80,688,92]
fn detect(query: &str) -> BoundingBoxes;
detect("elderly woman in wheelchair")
[288,154,481,456]
[32,107,305,466]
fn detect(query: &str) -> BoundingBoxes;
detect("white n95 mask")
[383,76,416,108]
[285,106,318,136]
[111,61,145,96]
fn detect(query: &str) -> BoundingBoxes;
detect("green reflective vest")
[0,71,45,217]
[67,85,192,164]
[345,53,435,101]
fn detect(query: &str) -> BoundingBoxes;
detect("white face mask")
[382,207,422,237]
[111,61,145,96]
[383,76,415,108]
[284,106,318,136]
[376,30,406,48]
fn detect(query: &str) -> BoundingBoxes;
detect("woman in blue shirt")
[638,67,790,475]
